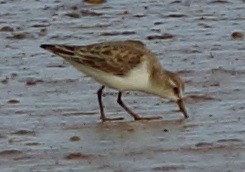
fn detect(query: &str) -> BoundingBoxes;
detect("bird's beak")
[176,99,188,118]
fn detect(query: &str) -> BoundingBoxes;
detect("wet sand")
[0,0,244,171]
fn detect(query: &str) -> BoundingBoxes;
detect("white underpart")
[69,59,151,92]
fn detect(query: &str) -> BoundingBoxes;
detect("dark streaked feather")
[40,41,148,76]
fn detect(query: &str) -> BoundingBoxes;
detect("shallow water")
[0,0,244,171]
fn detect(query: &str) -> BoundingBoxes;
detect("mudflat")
[0,0,244,171]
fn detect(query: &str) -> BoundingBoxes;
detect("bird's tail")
[40,44,76,58]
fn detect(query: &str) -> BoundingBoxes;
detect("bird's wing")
[41,41,149,76]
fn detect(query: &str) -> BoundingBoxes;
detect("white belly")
[70,60,150,92]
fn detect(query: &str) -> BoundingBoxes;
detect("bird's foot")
[134,116,162,121]
[101,117,124,122]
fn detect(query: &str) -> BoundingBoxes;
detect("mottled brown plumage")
[41,40,150,76]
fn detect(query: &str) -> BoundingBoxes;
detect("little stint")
[40,40,188,122]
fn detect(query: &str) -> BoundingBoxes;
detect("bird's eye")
[173,87,179,95]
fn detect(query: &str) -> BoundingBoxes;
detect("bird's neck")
[146,65,169,97]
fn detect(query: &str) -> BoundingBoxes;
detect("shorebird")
[40,40,188,122]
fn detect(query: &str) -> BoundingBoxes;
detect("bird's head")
[151,70,189,118]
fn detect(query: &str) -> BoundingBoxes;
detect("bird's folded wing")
[71,43,144,76]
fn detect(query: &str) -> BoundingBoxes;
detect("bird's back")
[40,40,160,76]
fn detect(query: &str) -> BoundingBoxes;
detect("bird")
[40,40,188,122]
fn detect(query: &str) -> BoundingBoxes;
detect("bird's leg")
[117,92,162,121]
[97,86,106,120]
[97,86,124,122]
